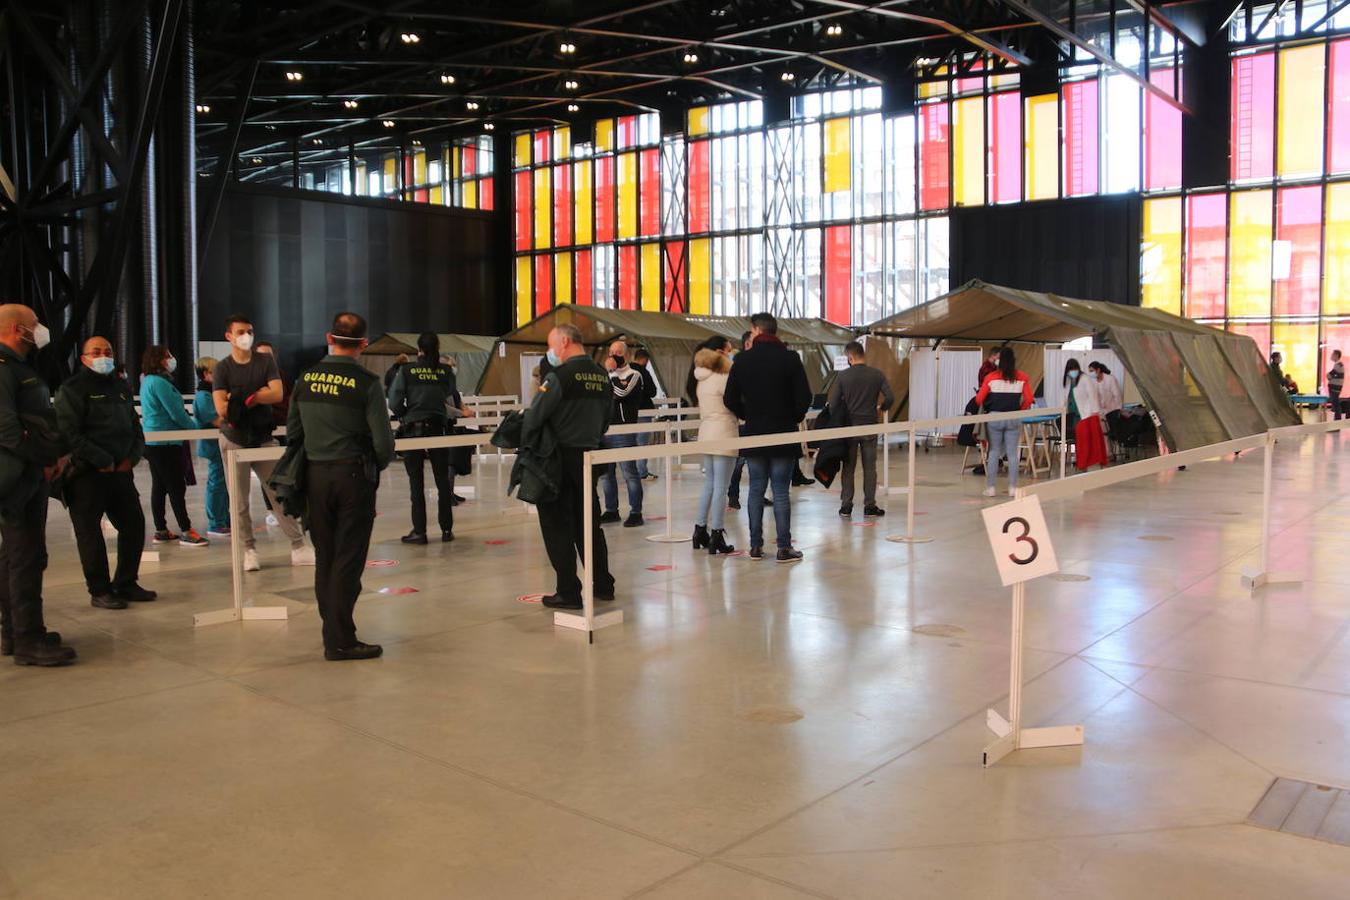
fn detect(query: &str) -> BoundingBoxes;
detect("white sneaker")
[243,548,261,572]
[265,514,279,527]
[290,545,316,567]
[1008,487,1017,497]
[982,487,997,497]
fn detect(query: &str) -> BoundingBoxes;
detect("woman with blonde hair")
[691,337,738,554]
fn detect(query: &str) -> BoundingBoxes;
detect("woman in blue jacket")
[193,357,229,536]
[139,346,207,546]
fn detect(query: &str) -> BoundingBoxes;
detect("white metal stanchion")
[1059,407,1068,480]
[1240,429,1300,591]
[647,423,690,544]
[886,426,932,544]
[194,447,289,627]
[881,411,894,499]
[982,571,1084,767]
[554,450,624,636]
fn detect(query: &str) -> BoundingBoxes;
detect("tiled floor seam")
[1080,654,1350,702]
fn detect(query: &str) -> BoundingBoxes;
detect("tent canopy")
[479,305,854,402]
[364,332,497,394]
[863,280,1297,450]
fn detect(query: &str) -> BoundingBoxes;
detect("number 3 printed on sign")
[1002,516,1039,566]
[981,497,1059,587]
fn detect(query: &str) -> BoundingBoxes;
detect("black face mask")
[612,355,626,367]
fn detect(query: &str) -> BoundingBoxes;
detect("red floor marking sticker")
[484,539,511,545]
[517,593,546,604]
[853,522,876,528]
[723,551,748,558]
[647,516,666,522]
[378,586,419,595]
[647,564,675,571]
[367,559,399,567]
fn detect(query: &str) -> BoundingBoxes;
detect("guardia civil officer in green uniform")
[287,312,394,661]
[387,331,474,544]
[0,304,75,666]
[525,323,617,610]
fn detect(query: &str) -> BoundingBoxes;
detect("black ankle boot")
[692,524,710,549]
[708,529,735,555]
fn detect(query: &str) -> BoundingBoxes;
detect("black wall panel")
[950,194,1142,306]
[200,182,503,375]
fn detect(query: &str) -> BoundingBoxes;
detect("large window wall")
[513,43,1184,327]
[1142,27,1350,393]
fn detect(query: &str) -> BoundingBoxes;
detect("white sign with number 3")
[981,496,1060,587]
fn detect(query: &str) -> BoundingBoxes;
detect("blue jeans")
[986,421,1020,490]
[747,456,794,549]
[203,454,229,532]
[600,433,643,514]
[636,431,652,478]
[695,455,736,531]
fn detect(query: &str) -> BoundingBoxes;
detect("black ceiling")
[194,0,1211,171]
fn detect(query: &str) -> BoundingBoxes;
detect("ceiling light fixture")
[400,32,420,44]
[440,73,456,85]
[195,104,210,114]
[825,23,843,37]
[683,51,699,64]
[564,79,579,90]
[382,120,396,128]
[251,157,263,164]
[466,100,479,110]
[312,138,323,145]
[567,103,580,112]
[342,99,358,108]
[559,41,576,54]
[780,71,796,81]
[285,71,303,81]
[484,122,495,131]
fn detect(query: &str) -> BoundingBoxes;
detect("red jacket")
[975,369,1034,413]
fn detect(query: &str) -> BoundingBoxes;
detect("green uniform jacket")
[53,367,144,471]
[286,355,395,469]
[387,356,460,426]
[0,344,63,508]
[522,355,612,449]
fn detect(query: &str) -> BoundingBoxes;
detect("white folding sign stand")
[1240,429,1301,592]
[979,491,1083,767]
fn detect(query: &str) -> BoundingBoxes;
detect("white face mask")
[88,356,116,376]
[233,332,254,351]
[31,323,51,350]
[166,356,177,374]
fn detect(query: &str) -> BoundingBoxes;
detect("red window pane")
[574,249,593,305]
[480,177,494,210]
[824,225,852,324]
[618,245,637,310]
[553,164,572,247]
[1185,193,1227,319]
[1063,79,1099,196]
[919,103,950,211]
[1331,40,1350,175]
[990,91,1021,204]
[413,189,428,203]
[463,145,477,175]
[513,170,532,251]
[663,242,686,313]
[1228,321,1270,357]
[1231,52,1275,182]
[688,140,711,232]
[1274,185,1323,317]
[640,148,660,237]
[955,75,982,94]
[533,130,551,165]
[617,115,637,149]
[1145,67,1183,191]
[594,156,615,243]
[533,254,552,316]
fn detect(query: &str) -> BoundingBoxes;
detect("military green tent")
[364,332,498,395]
[863,280,1297,451]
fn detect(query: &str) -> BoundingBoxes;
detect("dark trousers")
[840,437,878,508]
[404,447,454,535]
[66,470,144,595]
[1331,387,1344,421]
[728,455,746,502]
[536,447,615,602]
[145,444,192,532]
[0,484,50,648]
[307,460,376,651]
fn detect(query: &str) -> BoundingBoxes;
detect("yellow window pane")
[1229,190,1273,318]
[533,168,551,250]
[1278,45,1325,178]
[823,118,851,193]
[430,185,443,205]
[953,96,985,206]
[515,256,532,326]
[640,243,660,311]
[689,238,711,315]
[514,133,531,168]
[1327,183,1350,315]
[688,106,710,136]
[556,252,573,305]
[574,160,593,245]
[414,151,426,185]
[463,179,477,209]
[1141,197,1183,313]
[595,119,614,152]
[918,68,948,99]
[451,146,461,179]
[617,151,637,239]
[1272,321,1318,392]
[355,162,367,196]
[382,156,396,194]
[1024,93,1058,201]
[554,126,571,161]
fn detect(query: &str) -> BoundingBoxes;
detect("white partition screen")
[1043,347,1138,409]
[909,348,982,431]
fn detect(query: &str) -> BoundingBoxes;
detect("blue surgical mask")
[89,356,115,376]
[166,356,177,374]
[1069,370,1080,382]
[546,349,562,367]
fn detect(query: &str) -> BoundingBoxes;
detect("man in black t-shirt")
[212,314,314,573]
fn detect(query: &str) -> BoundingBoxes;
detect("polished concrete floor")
[4,436,1350,898]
